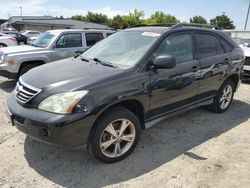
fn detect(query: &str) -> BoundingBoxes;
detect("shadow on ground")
[0,80,17,93]
[23,99,250,188]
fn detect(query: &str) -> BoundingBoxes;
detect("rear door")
[147,32,200,119]
[194,32,231,99]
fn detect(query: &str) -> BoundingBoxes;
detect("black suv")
[7,24,244,163]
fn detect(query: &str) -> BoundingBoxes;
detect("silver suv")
[0,29,115,79]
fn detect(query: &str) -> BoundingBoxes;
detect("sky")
[0,0,249,29]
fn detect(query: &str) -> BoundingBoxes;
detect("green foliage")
[148,11,179,24]
[72,12,109,24]
[190,16,207,24]
[71,10,236,30]
[109,15,126,29]
[122,9,145,28]
[210,14,235,29]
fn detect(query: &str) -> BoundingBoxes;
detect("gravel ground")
[0,76,250,188]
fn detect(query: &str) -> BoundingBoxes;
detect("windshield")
[32,32,57,48]
[81,31,160,68]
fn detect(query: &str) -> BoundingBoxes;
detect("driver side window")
[56,33,82,48]
[155,33,194,64]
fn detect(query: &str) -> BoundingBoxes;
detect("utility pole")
[244,2,250,30]
[20,6,23,17]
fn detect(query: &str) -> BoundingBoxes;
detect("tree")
[210,14,235,29]
[71,15,85,21]
[147,11,179,24]
[72,12,109,24]
[109,15,126,29]
[190,16,207,24]
[122,9,145,28]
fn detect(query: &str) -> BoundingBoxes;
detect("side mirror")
[153,55,176,69]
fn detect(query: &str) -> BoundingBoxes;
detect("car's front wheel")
[0,43,7,48]
[88,107,141,163]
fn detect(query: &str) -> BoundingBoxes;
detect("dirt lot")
[0,76,250,188]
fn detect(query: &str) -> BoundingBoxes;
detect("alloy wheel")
[220,84,233,110]
[99,118,136,158]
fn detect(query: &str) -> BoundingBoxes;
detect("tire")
[18,64,38,78]
[209,79,235,113]
[88,107,141,163]
[19,41,25,45]
[0,43,7,48]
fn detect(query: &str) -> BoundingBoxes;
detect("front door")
[51,33,86,62]
[147,32,200,120]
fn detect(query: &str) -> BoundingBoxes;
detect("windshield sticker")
[141,32,161,37]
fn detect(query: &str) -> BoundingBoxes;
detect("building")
[224,30,250,39]
[0,16,113,32]
[0,19,7,25]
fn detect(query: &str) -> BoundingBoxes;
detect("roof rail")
[131,23,219,30]
[132,23,176,28]
[170,23,219,30]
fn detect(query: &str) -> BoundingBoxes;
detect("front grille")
[15,78,41,103]
[245,57,250,66]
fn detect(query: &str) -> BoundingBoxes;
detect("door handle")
[192,66,198,72]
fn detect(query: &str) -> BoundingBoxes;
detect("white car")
[242,46,250,77]
[21,30,41,38]
[0,33,18,48]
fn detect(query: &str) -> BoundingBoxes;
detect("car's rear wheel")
[19,41,25,45]
[209,79,235,113]
[0,43,7,48]
[88,107,141,163]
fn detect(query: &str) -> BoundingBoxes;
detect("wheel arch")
[225,74,239,92]
[88,99,146,143]
[18,60,46,76]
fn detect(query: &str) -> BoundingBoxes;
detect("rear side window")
[155,33,194,64]
[56,33,82,48]
[195,33,227,58]
[85,33,103,46]
[219,37,233,52]
[195,33,217,58]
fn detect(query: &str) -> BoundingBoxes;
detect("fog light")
[39,128,50,138]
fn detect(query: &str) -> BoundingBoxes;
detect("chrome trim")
[15,77,42,104]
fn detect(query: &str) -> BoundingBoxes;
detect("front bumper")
[0,63,18,79]
[7,92,95,148]
[243,65,250,76]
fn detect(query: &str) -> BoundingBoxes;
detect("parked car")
[241,46,250,78]
[1,31,28,45]
[21,30,42,38]
[0,33,18,48]
[7,24,244,163]
[232,38,250,78]
[0,29,115,79]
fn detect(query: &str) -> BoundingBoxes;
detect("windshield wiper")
[93,58,117,68]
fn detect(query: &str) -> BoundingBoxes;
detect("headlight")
[38,91,89,114]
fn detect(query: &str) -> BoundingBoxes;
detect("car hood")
[21,58,125,92]
[0,45,45,55]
